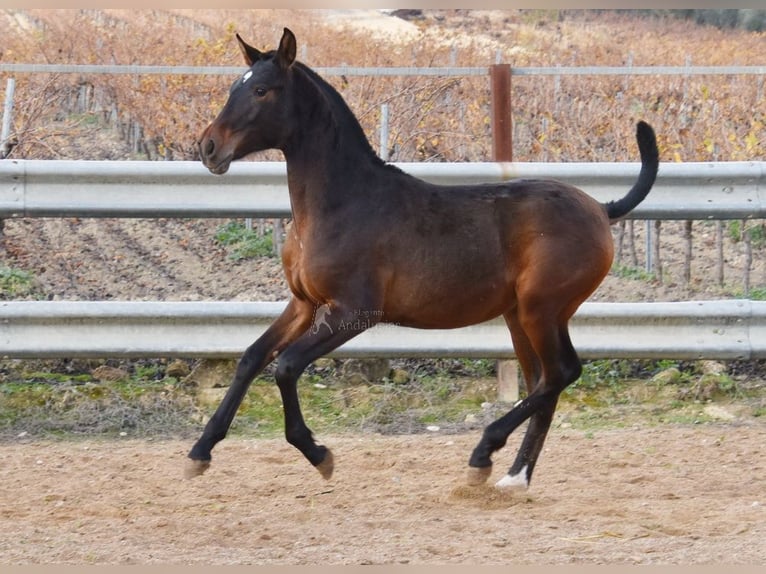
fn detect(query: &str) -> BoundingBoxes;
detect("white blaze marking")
[495,465,529,490]
[242,70,253,83]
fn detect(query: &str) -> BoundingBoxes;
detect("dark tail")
[604,121,659,221]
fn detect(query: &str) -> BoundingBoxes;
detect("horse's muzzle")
[199,124,233,175]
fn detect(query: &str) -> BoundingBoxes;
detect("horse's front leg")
[273,303,378,480]
[185,297,314,478]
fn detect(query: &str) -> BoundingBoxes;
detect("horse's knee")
[274,354,300,387]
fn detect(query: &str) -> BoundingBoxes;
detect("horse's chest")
[281,229,337,304]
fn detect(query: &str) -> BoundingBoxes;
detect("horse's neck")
[284,142,378,230]
[281,65,399,234]
[282,90,383,230]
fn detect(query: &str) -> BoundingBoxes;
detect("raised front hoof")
[184,458,211,479]
[315,449,334,480]
[466,464,493,486]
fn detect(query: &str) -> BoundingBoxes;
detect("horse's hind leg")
[497,324,580,489]
[468,303,582,489]
[185,297,314,477]
[466,308,541,485]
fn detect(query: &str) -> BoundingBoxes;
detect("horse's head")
[199,27,297,175]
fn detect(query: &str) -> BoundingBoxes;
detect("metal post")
[379,102,389,162]
[490,64,512,162]
[490,62,518,402]
[1,78,16,158]
[646,220,653,274]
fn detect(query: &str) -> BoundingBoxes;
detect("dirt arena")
[1,423,764,565]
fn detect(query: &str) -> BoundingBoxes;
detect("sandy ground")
[1,423,764,565]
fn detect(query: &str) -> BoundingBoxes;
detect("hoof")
[495,466,529,491]
[494,474,529,491]
[184,458,211,479]
[466,465,492,486]
[315,449,334,480]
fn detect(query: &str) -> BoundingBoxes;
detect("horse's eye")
[254,87,267,98]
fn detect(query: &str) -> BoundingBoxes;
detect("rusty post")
[490,62,519,402]
[490,63,512,162]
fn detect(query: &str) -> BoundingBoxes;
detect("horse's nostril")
[204,139,215,157]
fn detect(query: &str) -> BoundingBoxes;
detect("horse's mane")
[293,61,387,168]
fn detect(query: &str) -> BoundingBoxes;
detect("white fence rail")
[2,159,765,220]
[0,300,764,361]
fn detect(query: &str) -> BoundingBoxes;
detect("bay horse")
[189,27,659,490]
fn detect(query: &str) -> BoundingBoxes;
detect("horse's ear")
[277,27,297,69]
[236,33,263,67]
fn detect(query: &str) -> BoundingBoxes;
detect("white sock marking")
[495,465,529,490]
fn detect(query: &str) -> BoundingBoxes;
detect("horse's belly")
[384,269,512,329]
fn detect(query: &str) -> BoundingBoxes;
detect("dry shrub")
[4,9,765,165]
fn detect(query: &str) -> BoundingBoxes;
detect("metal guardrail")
[1,159,765,220]
[0,299,764,361]
[1,160,765,363]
